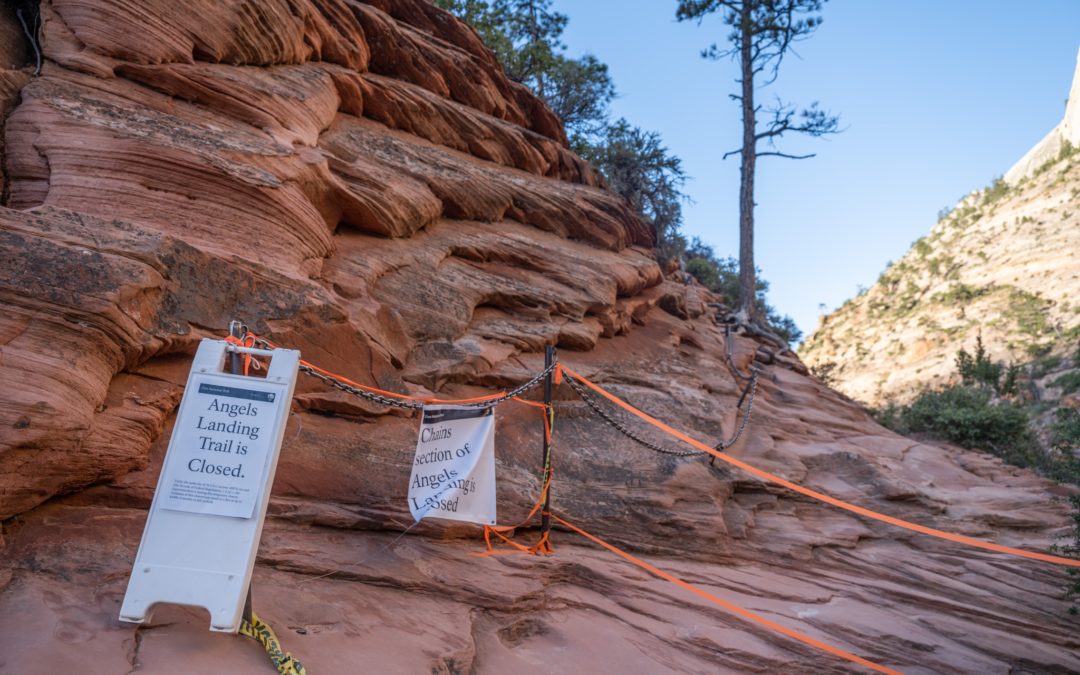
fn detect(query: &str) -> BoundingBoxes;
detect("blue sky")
[551,0,1080,340]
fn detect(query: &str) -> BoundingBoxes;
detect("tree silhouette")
[582,119,687,255]
[677,0,839,343]
[434,0,614,149]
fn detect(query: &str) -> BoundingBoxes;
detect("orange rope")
[559,365,1080,569]
[238,333,511,405]
[472,398,555,556]
[512,397,554,444]
[231,332,555,553]
[472,468,554,556]
[551,514,900,674]
[224,334,255,375]
[511,397,548,410]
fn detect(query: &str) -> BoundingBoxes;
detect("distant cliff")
[801,49,1080,406]
[1005,48,1080,184]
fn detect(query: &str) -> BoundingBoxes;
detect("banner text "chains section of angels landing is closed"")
[408,405,497,525]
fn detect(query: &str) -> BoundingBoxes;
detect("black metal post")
[540,344,555,538]
[229,320,244,375]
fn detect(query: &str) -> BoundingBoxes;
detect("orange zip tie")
[551,513,900,674]
[559,365,1080,569]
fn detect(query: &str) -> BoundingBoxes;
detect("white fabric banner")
[408,404,496,525]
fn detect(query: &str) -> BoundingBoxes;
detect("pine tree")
[433,0,613,147]
[581,119,687,253]
[676,0,839,337]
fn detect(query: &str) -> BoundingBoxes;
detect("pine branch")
[756,151,815,159]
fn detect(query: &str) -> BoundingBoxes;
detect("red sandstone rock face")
[0,2,1077,673]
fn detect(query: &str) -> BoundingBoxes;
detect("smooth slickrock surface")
[0,2,1077,673]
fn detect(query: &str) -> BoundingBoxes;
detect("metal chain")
[563,370,758,458]
[720,369,757,449]
[298,363,423,410]
[464,359,557,408]
[564,374,705,457]
[246,332,759,455]
[723,320,755,382]
[249,335,555,410]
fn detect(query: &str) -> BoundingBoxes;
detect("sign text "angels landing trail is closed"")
[159,382,282,519]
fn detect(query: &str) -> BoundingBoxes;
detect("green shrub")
[810,361,839,387]
[681,241,802,345]
[901,385,1040,467]
[871,399,907,434]
[955,335,1005,392]
[1006,289,1052,336]
[980,176,1011,206]
[1061,139,1077,163]
[1000,363,1021,397]
[1052,372,1080,395]
[934,283,988,305]
[913,237,933,257]
[1051,408,1080,450]
[1034,140,1077,177]
[765,309,802,347]
[685,257,720,290]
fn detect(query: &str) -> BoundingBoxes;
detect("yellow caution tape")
[239,612,307,675]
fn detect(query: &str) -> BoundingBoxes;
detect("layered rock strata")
[1,2,1077,672]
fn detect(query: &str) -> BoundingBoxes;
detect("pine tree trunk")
[736,1,757,323]
[526,0,546,97]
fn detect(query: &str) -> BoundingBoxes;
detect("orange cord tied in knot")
[223,333,258,376]
[473,467,555,557]
[473,398,556,557]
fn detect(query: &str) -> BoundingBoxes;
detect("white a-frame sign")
[120,338,298,632]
